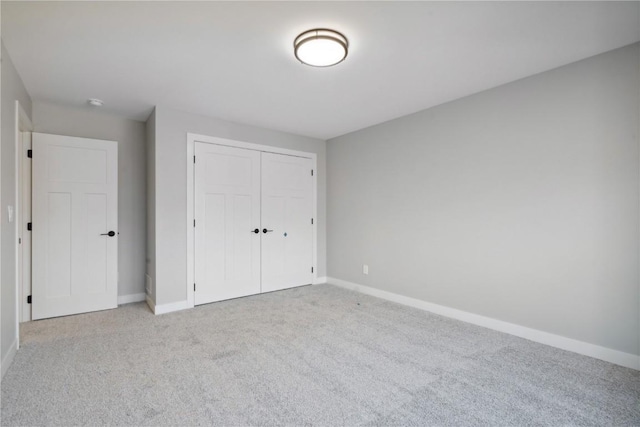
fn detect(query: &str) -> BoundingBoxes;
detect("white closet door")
[32,133,118,320]
[194,143,261,304]
[261,153,313,292]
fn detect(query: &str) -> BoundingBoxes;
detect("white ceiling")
[2,1,639,140]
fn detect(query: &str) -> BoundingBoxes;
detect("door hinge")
[311,169,314,176]
[311,267,314,273]
[27,295,32,304]
[27,222,32,231]
[193,155,196,164]
[194,283,196,291]
[311,218,314,225]
[193,219,196,227]
[27,149,32,158]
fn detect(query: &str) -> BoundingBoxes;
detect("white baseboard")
[328,277,640,371]
[314,276,328,284]
[1,339,18,380]
[118,293,146,305]
[152,299,191,315]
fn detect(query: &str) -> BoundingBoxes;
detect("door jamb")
[186,133,318,309]
[15,101,33,343]
[18,131,32,323]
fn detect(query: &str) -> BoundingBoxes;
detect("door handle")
[100,231,116,237]
[251,228,260,234]
[262,228,273,233]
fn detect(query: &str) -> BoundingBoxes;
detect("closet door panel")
[194,143,261,305]
[261,153,313,292]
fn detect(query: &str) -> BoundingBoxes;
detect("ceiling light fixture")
[88,98,104,107]
[294,28,348,67]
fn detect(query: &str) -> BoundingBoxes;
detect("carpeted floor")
[1,284,639,426]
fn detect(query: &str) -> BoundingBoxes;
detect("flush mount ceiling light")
[294,28,349,67]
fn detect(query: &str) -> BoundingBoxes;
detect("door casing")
[18,129,32,323]
[15,101,33,339]
[186,133,318,309]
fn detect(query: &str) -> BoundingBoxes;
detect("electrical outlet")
[363,264,369,275]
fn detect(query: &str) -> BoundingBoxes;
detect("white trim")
[117,293,146,305]
[314,276,328,284]
[186,136,195,308]
[153,299,191,315]
[15,101,33,343]
[328,277,640,371]
[19,131,32,323]
[311,159,318,289]
[188,133,318,158]
[1,339,18,379]
[186,133,318,310]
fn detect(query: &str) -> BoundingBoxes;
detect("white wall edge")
[153,299,191,315]
[117,293,146,305]
[1,339,18,380]
[314,276,328,284]
[327,277,640,371]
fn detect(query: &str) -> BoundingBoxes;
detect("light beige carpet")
[2,284,639,426]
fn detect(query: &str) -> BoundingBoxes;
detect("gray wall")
[1,41,32,367]
[152,106,327,305]
[327,43,640,356]
[33,101,147,298]
[145,108,156,303]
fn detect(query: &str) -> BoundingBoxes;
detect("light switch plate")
[7,205,14,223]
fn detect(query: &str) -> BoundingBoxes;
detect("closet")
[193,141,314,305]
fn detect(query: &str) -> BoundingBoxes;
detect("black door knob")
[100,231,116,237]
[263,228,273,233]
[252,228,260,234]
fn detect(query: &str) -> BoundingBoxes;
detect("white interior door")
[261,153,313,292]
[194,143,261,305]
[32,133,118,320]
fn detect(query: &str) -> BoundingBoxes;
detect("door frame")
[16,101,33,337]
[186,133,318,309]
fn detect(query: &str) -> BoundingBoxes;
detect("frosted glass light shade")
[294,29,348,67]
